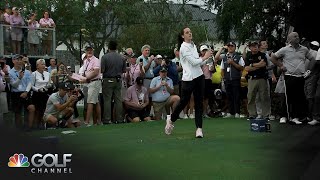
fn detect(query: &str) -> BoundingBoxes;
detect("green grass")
[25,118,288,180]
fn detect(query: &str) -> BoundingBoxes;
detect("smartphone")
[21,65,25,72]
[126,62,130,67]
[139,58,143,63]
[175,62,179,66]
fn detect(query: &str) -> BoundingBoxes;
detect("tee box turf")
[250,118,271,132]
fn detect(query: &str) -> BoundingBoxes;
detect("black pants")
[225,79,241,115]
[171,75,204,128]
[284,75,307,119]
[312,70,320,121]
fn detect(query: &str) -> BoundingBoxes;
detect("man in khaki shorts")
[43,82,79,128]
[149,66,180,120]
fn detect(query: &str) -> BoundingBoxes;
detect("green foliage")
[206,0,297,48]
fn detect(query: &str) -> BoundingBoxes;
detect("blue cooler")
[250,118,270,132]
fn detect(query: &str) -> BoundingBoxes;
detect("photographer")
[124,76,151,122]
[150,67,180,120]
[153,55,179,94]
[71,85,85,122]
[43,82,79,129]
[215,42,245,118]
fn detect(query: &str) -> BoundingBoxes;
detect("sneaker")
[291,118,303,125]
[234,113,240,118]
[223,113,233,118]
[269,115,276,121]
[189,114,195,119]
[183,114,188,119]
[240,114,247,118]
[195,128,203,138]
[308,120,320,125]
[165,115,174,135]
[203,114,210,118]
[279,117,287,124]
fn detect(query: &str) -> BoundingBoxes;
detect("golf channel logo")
[8,153,72,174]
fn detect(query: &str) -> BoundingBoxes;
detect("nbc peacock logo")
[8,153,30,167]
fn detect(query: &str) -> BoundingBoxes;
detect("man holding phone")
[8,54,35,130]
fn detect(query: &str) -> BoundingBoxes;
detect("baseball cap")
[227,41,236,47]
[58,82,75,90]
[311,41,319,47]
[214,89,222,100]
[130,53,138,58]
[249,41,259,47]
[200,45,209,52]
[136,76,144,85]
[85,45,93,51]
[160,66,168,72]
[12,54,21,60]
[156,54,163,59]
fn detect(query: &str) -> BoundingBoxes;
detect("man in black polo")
[101,40,126,124]
[244,41,269,119]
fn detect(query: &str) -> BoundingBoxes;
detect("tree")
[205,0,300,49]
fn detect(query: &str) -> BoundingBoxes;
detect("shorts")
[87,80,101,104]
[11,31,23,41]
[11,92,33,113]
[43,113,60,122]
[32,91,49,112]
[127,108,149,120]
[153,99,170,118]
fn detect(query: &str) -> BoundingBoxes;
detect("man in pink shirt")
[124,76,151,122]
[79,46,102,126]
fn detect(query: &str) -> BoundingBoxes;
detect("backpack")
[211,65,222,84]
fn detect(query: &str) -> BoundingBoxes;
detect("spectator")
[31,59,52,129]
[305,41,320,125]
[2,6,12,54]
[27,13,40,55]
[39,10,55,55]
[244,41,269,120]
[9,7,25,54]
[47,58,57,73]
[171,47,183,96]
[126,53,144,87]
[9,54,35,130]
[199,45,215,118]
[0,56,10,122]
[43,82,79,129]
[101,41,126,124]
[124,76,151,122]
[137,45,155,117]
[150,66,180,120]
[79,46,102,126]
[271,32,314,124]
[165,27,213,138]
[215,42,245,118]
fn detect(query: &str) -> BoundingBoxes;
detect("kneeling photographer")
[153,55,179,95]
[43,82,79,129]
